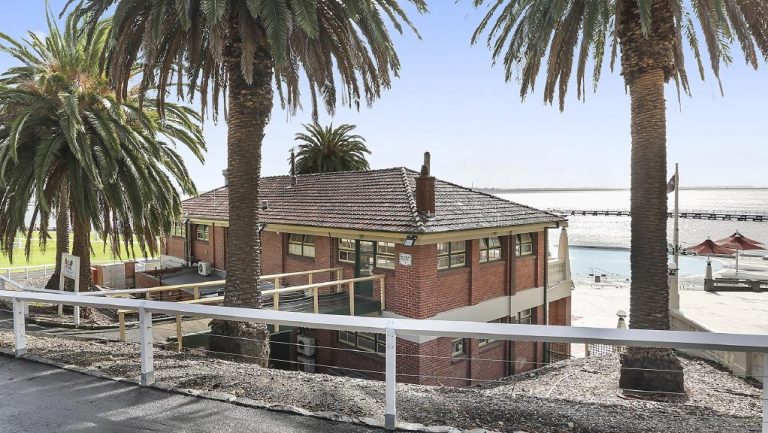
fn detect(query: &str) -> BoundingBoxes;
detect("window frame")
[375,242,396,270]
[288,234,316,258]
[478,318,505,347]
[451,338,466,357]
[171,222,186,238]
[437,241,467,270]
[479,236,503,263]
[338,238,356,263]
[515,233,534,257]
[512,308,533,325]
[338,331,386,355]
[195,224,209,241]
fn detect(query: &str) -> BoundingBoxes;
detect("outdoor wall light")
[403,234,417,247]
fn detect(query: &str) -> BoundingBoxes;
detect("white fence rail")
[1,279,767,431]
[0,258,160,280]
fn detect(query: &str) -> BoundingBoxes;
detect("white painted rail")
[1,287,767,432]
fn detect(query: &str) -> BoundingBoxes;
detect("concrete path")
[0,357,376,433]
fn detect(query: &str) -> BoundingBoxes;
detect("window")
[288,234,315,257]
[196,225,209,241]
[515,233,534,256]
[479,237,502,263]
[338,331,386,355]
[437,241,466,270]
[338,238,355,263]
[171,222,186,238]
[376,242,395,269]
[478,318,504,347]
[451,338,466,357]
[338,239,395,269]
[511,308,533,325]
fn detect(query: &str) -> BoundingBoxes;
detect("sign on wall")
[399,253,412,267]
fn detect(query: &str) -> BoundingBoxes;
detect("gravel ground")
[0,331,760,433]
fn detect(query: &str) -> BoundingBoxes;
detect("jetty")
[551,209,767,222]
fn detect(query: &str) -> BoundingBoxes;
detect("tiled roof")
[182,168,564,234]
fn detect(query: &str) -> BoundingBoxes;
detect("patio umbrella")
[686,238,735,281]
[686,238,736,256]
[716,231,765,277]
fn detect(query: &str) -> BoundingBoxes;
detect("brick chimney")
[415,151,435,216]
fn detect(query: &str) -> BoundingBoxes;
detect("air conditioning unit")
[296,335,316,356]
[197,261,212,276]
[297,355,316,373]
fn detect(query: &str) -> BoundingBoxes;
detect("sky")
[1,1,767,192]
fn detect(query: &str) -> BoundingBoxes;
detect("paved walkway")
[0,357,376,433]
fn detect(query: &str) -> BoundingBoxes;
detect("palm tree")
[472,1,767,393]
[0,12,205,295]
[67,0,427,364]
[293,123,371,174]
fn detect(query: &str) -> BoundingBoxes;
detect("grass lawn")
[0,232,156,268]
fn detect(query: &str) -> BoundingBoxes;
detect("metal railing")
[1,282,766,432]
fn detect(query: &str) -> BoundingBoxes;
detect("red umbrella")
[686,238,735,256]
[717,231,765,250]
[715,231,765,277]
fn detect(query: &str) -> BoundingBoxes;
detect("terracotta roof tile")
[182,167,563,233]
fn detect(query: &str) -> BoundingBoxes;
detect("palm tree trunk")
[208,14,271,365]
[70,209,92,319]
[617,0,684,394]
[45,186,69,290]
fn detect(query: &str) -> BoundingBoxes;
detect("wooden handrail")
[83,267,344,297]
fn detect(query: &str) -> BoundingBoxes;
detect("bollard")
[139,307,154,386]
[13,298,27,358]
[384,326,397,431]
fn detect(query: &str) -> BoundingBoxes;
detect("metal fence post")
[12,298,27,358]
[139,307,154,386]
[385,326,397,431]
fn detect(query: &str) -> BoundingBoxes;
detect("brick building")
[161,155,572,386]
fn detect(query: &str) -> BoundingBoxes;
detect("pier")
[550,209,767,222]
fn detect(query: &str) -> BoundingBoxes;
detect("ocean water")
[496,189,768,279]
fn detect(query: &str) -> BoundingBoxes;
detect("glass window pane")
[489,249,502,261]
[303,245,315,257]
[489,236,501,248]
[289,234,303,243]
[377,242,395,255]
[451,253,465,267]
[519,233,532,243]
[451,241,466,253]
[437,256,450,269]
[339,238,355,250]
[479,238,488,249]
[303,235,315,246]
[436,242,450,255]
[377,256,395,269]
[479,251,488,263]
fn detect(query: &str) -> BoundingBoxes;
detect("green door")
[355,240,375,298]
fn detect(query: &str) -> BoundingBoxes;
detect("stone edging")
[0,350,501,433]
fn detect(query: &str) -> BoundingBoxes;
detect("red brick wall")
[135,272,160,289]
[190,224,213,264]
[470,237,506,305]
[165,236,185,261]
[261,231,283,276]
[514,257,537,291]
[212,226,226,270]
[392,243,437,319]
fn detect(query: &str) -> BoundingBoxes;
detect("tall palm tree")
[68,0,427,364]
[472,0,767,393]
[293,123,371,174]
[0,12,205,294]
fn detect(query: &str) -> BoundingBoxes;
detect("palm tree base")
[45,272,60,290]
[619,348,685,395]
[209,319,270,366]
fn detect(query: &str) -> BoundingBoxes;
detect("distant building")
[160,154,572,385]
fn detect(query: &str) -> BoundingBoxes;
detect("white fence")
[0,258,159,281]
[1,277,767,431]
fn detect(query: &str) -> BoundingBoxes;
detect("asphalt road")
[0,357,379,433]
